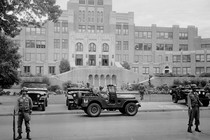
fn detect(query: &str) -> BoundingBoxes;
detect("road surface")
[0,111,210,140]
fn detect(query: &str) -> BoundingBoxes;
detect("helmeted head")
[190,84,197,92]
[21,87,28,95]
[99,86,103,91]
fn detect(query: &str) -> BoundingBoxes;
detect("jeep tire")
[172,93,178,103]
[68,103,73,110]
[125,102,138,116]
[87,103,101,117]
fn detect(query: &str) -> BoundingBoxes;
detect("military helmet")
[190,84,197,90]
[21,87,28,92]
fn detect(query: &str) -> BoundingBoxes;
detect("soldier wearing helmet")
[15,87,33,140]
[187,84,203,133]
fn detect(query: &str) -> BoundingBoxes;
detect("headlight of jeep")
[73,94,76,97]
[37,95,40,98]
[83,98,88,104]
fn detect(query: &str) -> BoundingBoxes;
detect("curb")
[1,107,209,117]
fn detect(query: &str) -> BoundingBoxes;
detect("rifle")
[13,109,16,140]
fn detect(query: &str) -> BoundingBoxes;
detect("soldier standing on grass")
[14,87,33,140]
[138,83,145,100]
[187,85,203,133]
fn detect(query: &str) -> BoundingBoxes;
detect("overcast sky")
[56,0,210,38]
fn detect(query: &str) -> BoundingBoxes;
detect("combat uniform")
[15,89,33,139]
[187,90,202,133]
[138,84,145,100]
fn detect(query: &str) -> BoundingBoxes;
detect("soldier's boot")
[16,133,22,140]
[26,132,31,140]
[195,126,201,132]
[187,126,192,133]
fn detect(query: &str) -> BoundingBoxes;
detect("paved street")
[0,111,210,140]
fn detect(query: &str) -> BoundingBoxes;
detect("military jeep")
[66,88,94,110]
[170,84,210,107]
[27,88,48,111]
[79,85,141,117]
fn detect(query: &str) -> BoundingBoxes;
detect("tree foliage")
[121,61,130,70]
[0,34,21,88]
[0,0,62,37]
[59,59,70,74]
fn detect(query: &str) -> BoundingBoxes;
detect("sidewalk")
[0,102,209,116]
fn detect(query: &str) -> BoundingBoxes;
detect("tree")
[59,59,70,73]
[0,0,62,37]
[121,61,130,70]
[0,34,21,88]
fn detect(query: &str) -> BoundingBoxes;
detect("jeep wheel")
[41,104,46,111]
[87,103,101,117]
[202,100,209,107]
[119,108,125,114]
[125,103,138,116]
[84,108,88,114]
[172,93,178,103]
[45,100,48,107]
[66,99,68,106]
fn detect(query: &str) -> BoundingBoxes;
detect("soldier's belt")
[19,109,30,113]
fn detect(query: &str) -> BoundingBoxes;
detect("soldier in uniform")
[14,87,33,140]
[187,85,203,133]
[138,83,146,100]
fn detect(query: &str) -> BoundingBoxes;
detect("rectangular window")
[97,0,103,5]
[156,44,164,51]
[157,32,173,39]
[172,67,181,74]
[36,27,46,35]
[62,21,68,33]
[115,54,121,62]
[36,40,46,48]
[123,41,129,50]
[143,67,149,74]
[24,66,30,73]
[102,55,109,66]
[79,0,85,4]
[88,0,94,5]
[165,44,173,51]
[135,43,143,50]
[173,55,181,63]
[62,53,68,60]
[89,55,96,66]
[79,25,86,32]
[196,54,205,62]
[13,40,21,48]
[144,43,152,51]
[62,39,68,49]
[97,26,104,33]
[201,44,210,49]
[54,39,60,48]
[206,54,210,62]
[179,32,188,40]
[135,31,152,39]
[196,67,205,75]
[25,40,35,48]
[133,67,139,73]
[54,22,60,33]
[30,28,36,35]
[49,66,55,75]
[116,41,121,50]
[37,53,45,61]
[134,55,139,63]
[182,55,191,62]
[25,53,31,61]
[123,24,129,35]
[88,25,95,33]
[116,25,121,35]
[54,53,60,61]
[154,67,160,74]
[183,67,191,74]
[75,54,83,66]
[179,44,188,51]
[147,55,152,62]
[36,66,43,75]
[206,67,210,73]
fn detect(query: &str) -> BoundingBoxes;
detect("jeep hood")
[117,94,136,99]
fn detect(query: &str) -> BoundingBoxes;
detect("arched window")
[75,42,83,52]
[89,43,96,52]
[102,43,109,52]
